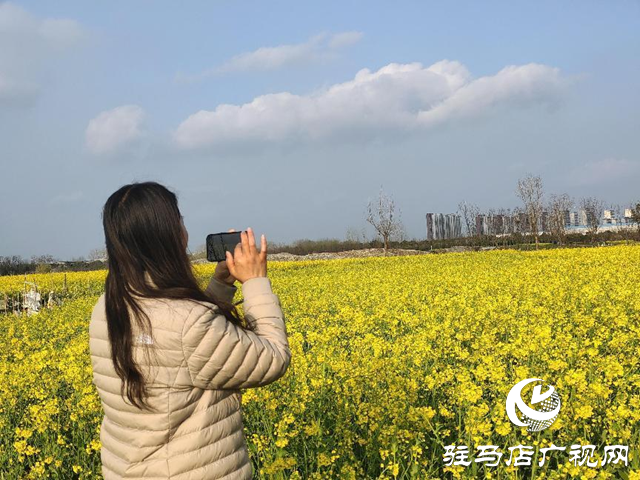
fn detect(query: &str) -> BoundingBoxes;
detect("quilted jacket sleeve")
[204,276,238,304]
[182,276,291,390]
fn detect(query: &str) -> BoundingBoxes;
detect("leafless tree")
[31,254,56,264]
[88,248,108,262]
[580,196,605,242]
[457,200,480,238]
[516,174,544,249]
[630,202,640,237]
[609,204,623,224]
[366,187,404,255]
[548,193,573,245]
[607,204,630,240]
[397,222,408,242]
[345,226,368,244]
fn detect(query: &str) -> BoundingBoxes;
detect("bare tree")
[31,254,56,264]
[608,204,622,225]
[88,248,108,262]
[580,196,605,242]
[608,204,629,240]
[516,174,544,249]
[457,200,480,238]
[345,226,368,244]
[548,193,573,245]
[630,202,640,237]
[366,187,404,255]
[396,222,408,242]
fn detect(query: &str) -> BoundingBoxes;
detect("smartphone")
[206,231,243,262]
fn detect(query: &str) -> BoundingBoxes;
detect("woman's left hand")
[213,229,238,285]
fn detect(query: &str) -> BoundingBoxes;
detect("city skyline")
[427,205,637,240]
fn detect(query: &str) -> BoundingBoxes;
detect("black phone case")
[206,232,243,262]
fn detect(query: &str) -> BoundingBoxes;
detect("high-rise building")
[475,214,486,236]
[426,213,462,240]
[578,210,588,226]
[569,211,577,226]
[426,213,434,241]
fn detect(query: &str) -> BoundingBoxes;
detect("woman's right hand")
[225,227,267,284]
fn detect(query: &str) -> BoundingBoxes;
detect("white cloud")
[0,2,84,107]
[327,31,363,49]
[173,60,569,150]
[571,158,640,186]
[176,31,363,82]
[85,105,146,155]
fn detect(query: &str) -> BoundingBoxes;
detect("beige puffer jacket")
[89,275,291,479]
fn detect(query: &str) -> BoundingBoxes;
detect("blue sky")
[1,1,639,259]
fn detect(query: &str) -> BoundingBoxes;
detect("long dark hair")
[102,181,249,411]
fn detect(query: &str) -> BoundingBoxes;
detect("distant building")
[426,213,462,240]
[426,214,434,240]
[602,208,637,226]
[603,209,621,225]
[475,212,526,236]
[580,209,589,226]
[475,214,486,236]
[438,205,636,240]
[570,210,588,226]
[569,211,578,226]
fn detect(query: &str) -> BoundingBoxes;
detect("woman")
[89,182,291,479]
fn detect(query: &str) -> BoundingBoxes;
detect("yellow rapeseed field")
[1,245,639,479]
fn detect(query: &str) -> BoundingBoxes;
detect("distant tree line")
[263,229,640,257]
[0,255,107,276]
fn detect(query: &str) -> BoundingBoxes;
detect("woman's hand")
[213,229,238,285]
[225,227,267,284]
